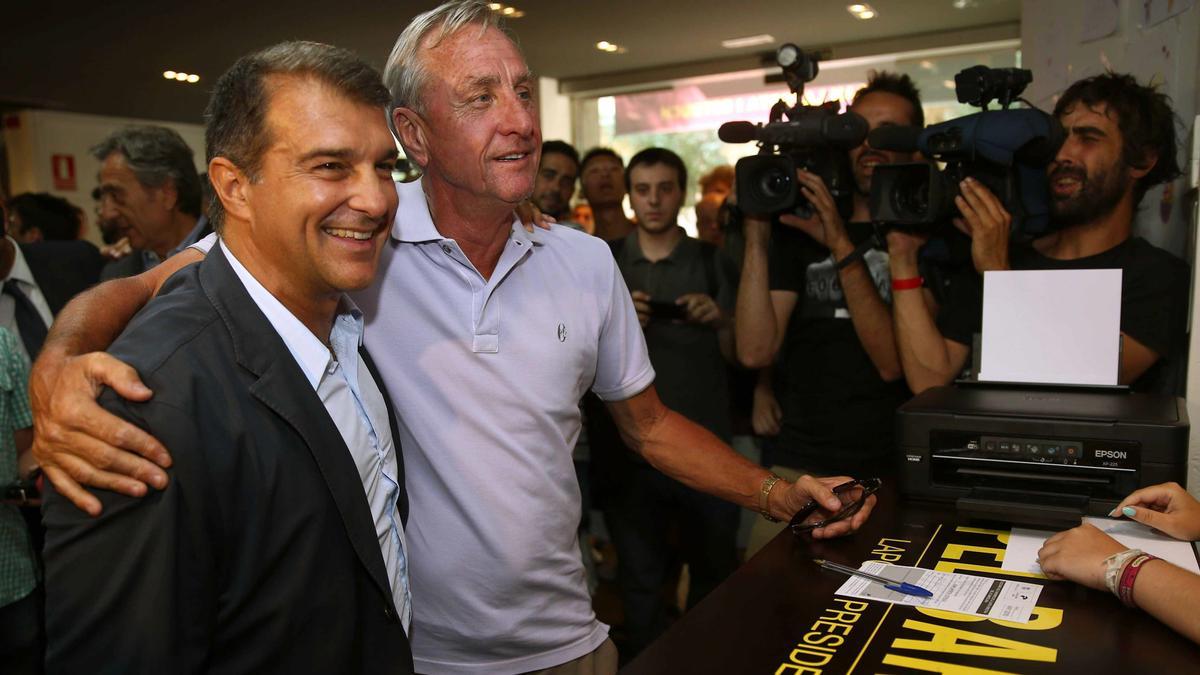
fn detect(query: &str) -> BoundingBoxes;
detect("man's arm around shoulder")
[32,248,204,514]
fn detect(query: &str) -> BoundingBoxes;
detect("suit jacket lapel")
[199,244,395,606]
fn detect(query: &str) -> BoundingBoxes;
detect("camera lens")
[759,168,792,199]
[891,170,931,220]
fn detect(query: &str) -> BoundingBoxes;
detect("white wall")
[538,76,572,144]
[3,110,205,245]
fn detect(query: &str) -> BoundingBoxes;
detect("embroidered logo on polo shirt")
[557,323,567,342]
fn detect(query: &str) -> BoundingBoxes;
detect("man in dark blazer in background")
[0,186,104,363]
[42,42,414,673]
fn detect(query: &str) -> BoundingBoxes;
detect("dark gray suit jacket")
[43,244,414,674]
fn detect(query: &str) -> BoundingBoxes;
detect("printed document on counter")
[834,562,1043,623]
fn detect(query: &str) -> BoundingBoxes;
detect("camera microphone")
[867,125,922,152]
[718,114,868,147]
[717,121,759,144]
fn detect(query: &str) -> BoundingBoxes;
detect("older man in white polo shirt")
[28,2,877,674]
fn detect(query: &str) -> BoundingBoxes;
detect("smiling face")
[849,90,920,195]
[533,151,578,219]
[399,26,540,212]
[237,75,397,299]
[1047,102,1137,227]
[628,162,683,235]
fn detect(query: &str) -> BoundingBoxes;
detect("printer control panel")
[930,431,1140,471]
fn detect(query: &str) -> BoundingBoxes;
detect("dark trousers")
[605,462,739,657]
[0,585,44,675]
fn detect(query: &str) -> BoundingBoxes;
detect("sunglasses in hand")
[789,477,881,535]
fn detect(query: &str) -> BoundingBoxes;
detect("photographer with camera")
[736,73,922,549]
[890,72,1189,395]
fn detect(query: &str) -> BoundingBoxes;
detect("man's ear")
[1128,150,1158,181]
[393,107,429,168]
[157,178,180,212]
[208,157,252,224]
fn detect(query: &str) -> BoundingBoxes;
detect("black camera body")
[720,45,867,221]
[868,67,1065,241]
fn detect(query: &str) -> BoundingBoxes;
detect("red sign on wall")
[52,154,76,191]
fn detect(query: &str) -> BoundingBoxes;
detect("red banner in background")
[614,82,865,136]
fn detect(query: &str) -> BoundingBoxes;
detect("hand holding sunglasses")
[789,477,881,538]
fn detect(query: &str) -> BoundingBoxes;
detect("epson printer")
[898,385,1189,528]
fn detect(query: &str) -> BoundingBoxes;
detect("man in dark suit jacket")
[17,240,104,317]
[42,42,413,673]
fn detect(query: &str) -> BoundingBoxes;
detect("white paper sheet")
[978,269,1122,386]
[834,562,1043,623]
[1001,518,1200,575]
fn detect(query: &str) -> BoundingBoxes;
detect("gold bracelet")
[759,473,784,522]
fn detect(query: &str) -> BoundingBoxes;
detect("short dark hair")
[541,140,580,170]
[90,125,202,218]
[1053,71,1181,205]
[852,70,924,129]
[204,41,391,229]
[8,192,80,240]
[580,147,623,174]
[625,147,688,194]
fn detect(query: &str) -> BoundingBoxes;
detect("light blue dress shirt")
[220,241,411,632]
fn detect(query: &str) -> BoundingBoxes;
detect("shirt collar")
[624,227,687,264]
[220,239,363,390]
[5,237,36,288]
[390,178,544,247]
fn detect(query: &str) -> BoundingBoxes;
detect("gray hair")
[203,40,391,230]
[383,0,509,130]
[91,126,202,218]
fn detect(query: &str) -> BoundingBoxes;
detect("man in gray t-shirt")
[608,147,740,656]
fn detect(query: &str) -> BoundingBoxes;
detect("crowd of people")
[0,0,1196,673]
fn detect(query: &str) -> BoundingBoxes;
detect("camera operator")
[736,73,922,544]
[890,72,1189,394]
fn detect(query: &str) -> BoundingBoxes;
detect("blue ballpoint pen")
[814,559,935,598]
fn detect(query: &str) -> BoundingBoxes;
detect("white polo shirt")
[354,179,654,674]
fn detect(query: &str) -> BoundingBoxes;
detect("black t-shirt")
[937,237,1190,393]
[767,222,909,474]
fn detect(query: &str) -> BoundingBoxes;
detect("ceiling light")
[848,3,877,19]
[163,70,200,84]
[721,34,775,49]
[487,3,524,17]
[943,79,956,89]
[597,41,612,49]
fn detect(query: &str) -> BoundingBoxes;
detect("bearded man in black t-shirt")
[736,73,925,551]
[889,72,1189,395]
